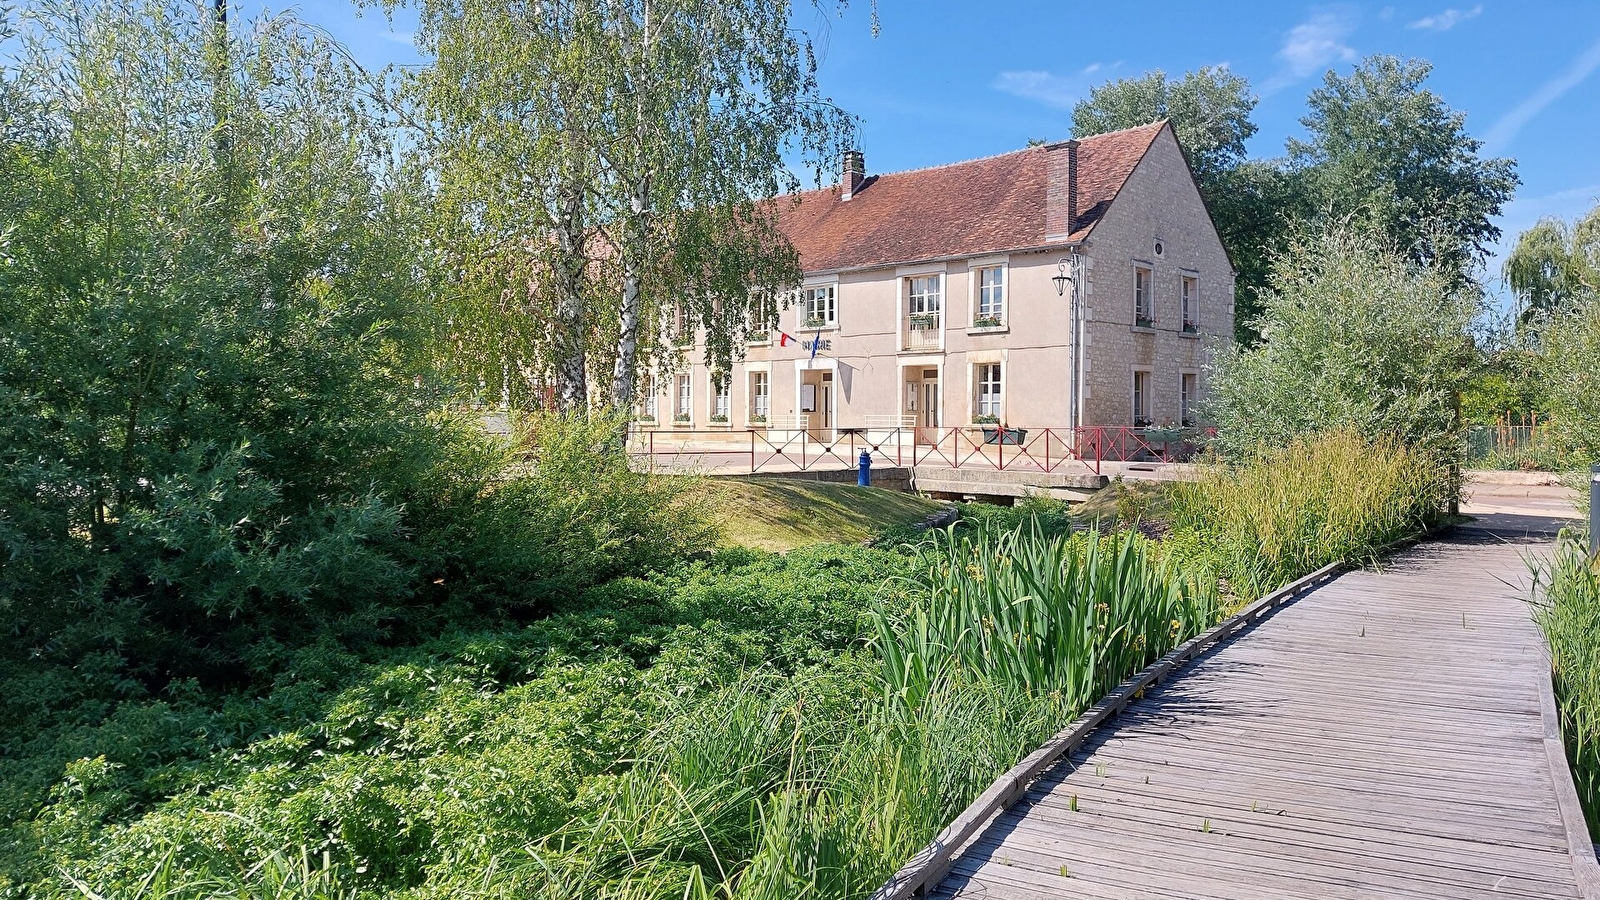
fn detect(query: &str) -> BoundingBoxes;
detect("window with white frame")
[1134,265,1154,327]
[1132,370,1152,426]
[907,274,942,331]
[749,371,769,422]
[710,375,729,421]
[1181,275,1198,333]
[675,374,692,421]
[976,363,1002,421]
[641,377,658,420]
[748,293,775,342]
[976,266,1004,326]
[799,285,836,328]
[1180,372,1198,427]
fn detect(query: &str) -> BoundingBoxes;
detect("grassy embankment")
[713,478,948,552]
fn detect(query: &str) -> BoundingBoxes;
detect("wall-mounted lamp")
[1053,258,1075,297]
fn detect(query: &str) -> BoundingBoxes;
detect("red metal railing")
[627,425,1215,476]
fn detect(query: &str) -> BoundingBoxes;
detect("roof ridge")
[788,120,1167,195]
[1071,119,1169,142]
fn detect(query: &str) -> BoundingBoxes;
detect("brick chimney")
[1044,139,1079,241]
[841,149,865,201]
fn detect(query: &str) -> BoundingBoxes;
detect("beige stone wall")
[1078,128,1234,427]
[647,127,1233,433]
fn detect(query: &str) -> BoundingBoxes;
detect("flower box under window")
[908,312,939,330]
[973,314,1003,329]
[748,331,771,344]
[802,316,828,329]
[1181,321,1198,334]
[1135,316,1155,329]
[709,414,728,424]
[674,413,692,424]
[981,426,1026,445]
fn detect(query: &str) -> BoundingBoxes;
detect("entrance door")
[819,373,834,431]
[920,375,940,443]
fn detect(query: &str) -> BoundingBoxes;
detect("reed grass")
[1167,430,1453,601]
[1533,533,1600,837]
[471,519,1218,899]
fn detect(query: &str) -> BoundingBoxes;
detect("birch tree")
[395,0,856,411]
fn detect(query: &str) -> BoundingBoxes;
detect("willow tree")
[1504,205,1600,325]
[394,0,856,411]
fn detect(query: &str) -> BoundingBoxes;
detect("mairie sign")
[802,339,832,352]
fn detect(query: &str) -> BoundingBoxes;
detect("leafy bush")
[1205,226,1476,460]
[1540,295,1600,464]
[1167,430,1453,600]
[1534,534,1600,838]
[2,544,905,899]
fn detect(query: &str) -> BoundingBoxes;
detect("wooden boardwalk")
[927,528,1600,900]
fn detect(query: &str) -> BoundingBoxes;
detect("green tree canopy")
[1504,205,1600,323]
[1204,225,1478,461]
[1289,55,1518,283]
[392,0,856,411]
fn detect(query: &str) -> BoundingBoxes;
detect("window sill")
[967,324,1009,335]
[707,422,732,429]
[1131,325,1157,335]
[1178,329,1200,339]
[672,421,694,428]
[799,323,840,333]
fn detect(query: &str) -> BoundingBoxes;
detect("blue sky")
[259,2,1600,292]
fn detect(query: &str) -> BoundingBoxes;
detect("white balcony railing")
[904,314,942,350]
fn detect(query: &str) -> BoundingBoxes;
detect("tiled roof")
[773,121,1167,274]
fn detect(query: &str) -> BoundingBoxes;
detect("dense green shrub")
[1540,295,1600,464]
[1204,226,1476,460]
[1534,534,1600,838]
[1166,430,1453,600]
[2,544,903,898]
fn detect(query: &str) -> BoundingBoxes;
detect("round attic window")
[1154,239,1165,258]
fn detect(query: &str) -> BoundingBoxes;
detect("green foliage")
[1504,206,1600,323]
[1533,534,1600,838]
[953,496,1075,538]
[1167,431,1453,601]
[1289,56,1518,283]
[395,0,857,409]
[1071,66,1256,183]
[879,524,1218,713]
[3,543,904,898]
[1539,295,1600,464]
[1204,225,1477,460]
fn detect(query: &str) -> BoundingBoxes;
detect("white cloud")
[1264,8,1359,93]
[1408,5,1483,31]
[1484,35,1600,152]
[380,30,416,47]
[991,64,1108,111]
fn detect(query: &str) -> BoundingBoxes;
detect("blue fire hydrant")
[858,449,872,487]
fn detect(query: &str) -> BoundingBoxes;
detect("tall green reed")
[877,523,1219,716]
[1534,533,1600,838]
[1167,430,1453,601]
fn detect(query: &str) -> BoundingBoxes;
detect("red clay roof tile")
[773,121,1166,274]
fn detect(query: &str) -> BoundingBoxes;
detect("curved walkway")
[927,527,1598,899]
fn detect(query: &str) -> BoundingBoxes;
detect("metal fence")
[627,425,1214,477]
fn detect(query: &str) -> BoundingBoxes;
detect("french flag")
[778,331,793,347]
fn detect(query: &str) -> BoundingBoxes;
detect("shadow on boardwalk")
[931,527,1599,900]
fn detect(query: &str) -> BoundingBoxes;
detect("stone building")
[643,121,1233,440]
